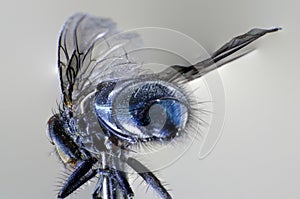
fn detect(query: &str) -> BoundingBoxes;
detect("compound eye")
[95,79,190,143]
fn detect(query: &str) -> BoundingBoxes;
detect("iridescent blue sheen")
[94,79,189,143]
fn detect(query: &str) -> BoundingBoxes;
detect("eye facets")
[94,79,190,143]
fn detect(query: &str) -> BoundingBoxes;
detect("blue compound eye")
[94,79,189,143]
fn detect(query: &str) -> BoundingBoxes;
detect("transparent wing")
[161,27,281,81]
[58,13,142,111]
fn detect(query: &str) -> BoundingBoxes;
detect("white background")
[0,0,299,199]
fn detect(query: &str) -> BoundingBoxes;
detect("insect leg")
[92,169,118,199]
[113,169,134,199]
[58,157,97,198]
[112,157,134,199]
[126,157,172,199]
[107,175,117,199]
[93,175,104,199]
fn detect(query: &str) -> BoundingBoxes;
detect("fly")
[47,13,280,199]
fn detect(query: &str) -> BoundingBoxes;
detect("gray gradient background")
[0,0,298,199]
